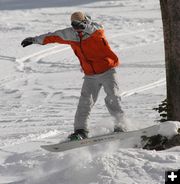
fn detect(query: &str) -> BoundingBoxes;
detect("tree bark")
[159,0,180,121]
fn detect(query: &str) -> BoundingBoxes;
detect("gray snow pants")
[74,68,124,132]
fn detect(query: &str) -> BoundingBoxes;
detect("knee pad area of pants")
[79,95,94,106]
[105,96,121,105]
[105,96,122,113]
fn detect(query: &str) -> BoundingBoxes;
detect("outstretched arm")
[21,27,75,47]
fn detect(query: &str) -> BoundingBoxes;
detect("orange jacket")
[35,23,120,75]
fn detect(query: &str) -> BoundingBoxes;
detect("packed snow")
[0,0,180,184]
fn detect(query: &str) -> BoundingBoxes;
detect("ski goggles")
[71,20,86,30]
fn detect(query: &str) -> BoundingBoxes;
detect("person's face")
[71,20,86,32]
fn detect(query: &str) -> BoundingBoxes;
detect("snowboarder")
[21,11,126,141]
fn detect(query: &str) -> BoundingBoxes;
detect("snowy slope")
[0,0,180,183]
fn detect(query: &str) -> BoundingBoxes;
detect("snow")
[0,0,180,184]
[158,121,180,138]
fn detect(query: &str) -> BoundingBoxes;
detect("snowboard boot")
[68,129,88,141]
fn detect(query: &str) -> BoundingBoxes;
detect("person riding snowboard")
[21,11,126,141]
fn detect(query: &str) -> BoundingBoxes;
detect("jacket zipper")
[79,33,96,74]
[102,38,107,46]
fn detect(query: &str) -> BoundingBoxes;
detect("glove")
[21,37,35,47]
[71,20,86,30]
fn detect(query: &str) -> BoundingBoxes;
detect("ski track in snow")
[0,0,179,184]
[121,78,166,98]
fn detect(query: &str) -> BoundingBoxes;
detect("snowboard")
[41,124,160,152]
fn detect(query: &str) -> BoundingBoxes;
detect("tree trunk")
[159,0,180,121]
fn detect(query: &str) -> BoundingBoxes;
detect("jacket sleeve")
[34,27,76,45]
